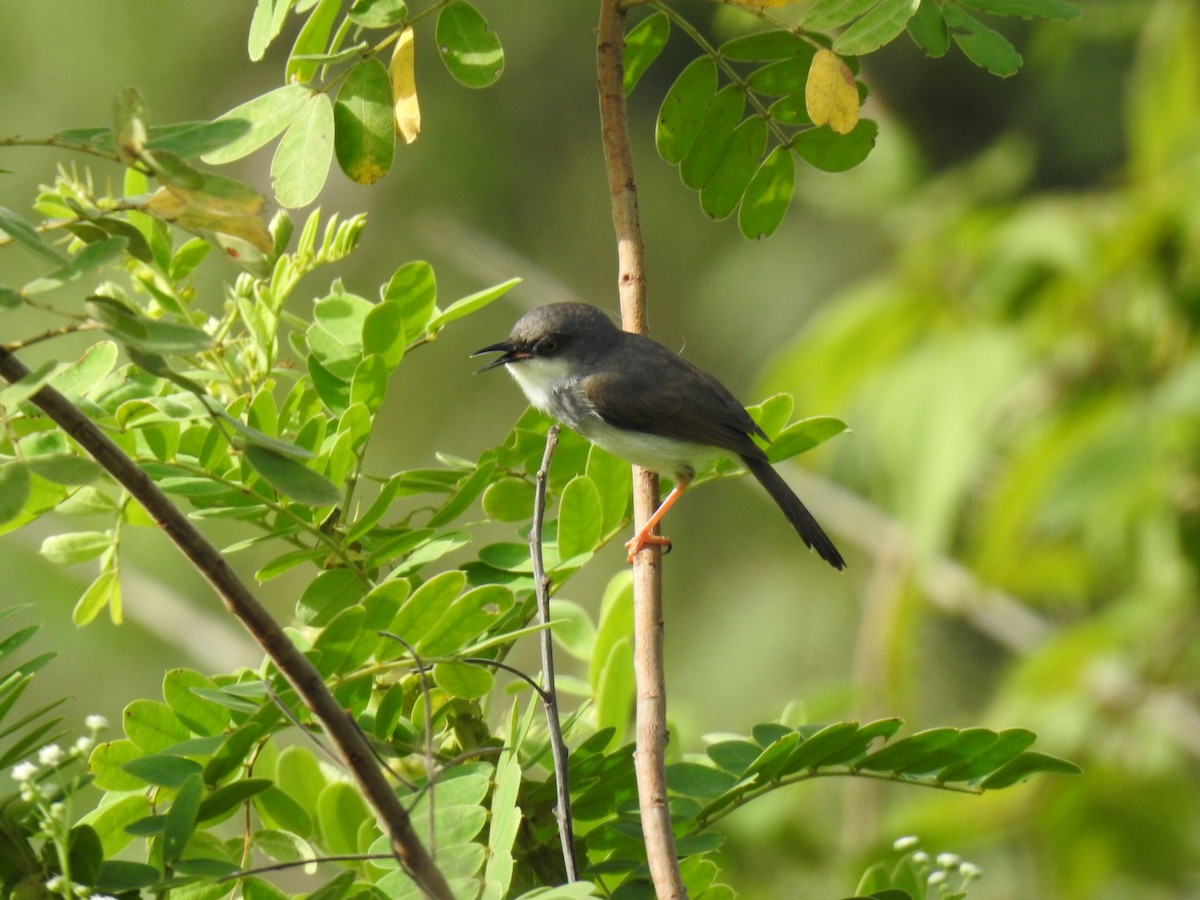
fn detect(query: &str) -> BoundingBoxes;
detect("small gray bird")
[475,303,844,570]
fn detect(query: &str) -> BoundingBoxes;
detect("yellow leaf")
[390,27,421,144]
[805,48,860,135]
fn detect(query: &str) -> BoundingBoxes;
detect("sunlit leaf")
[739,146,795,239]
[437,1,504,88]
[624,12,669,95]
[657,57,717,165]
[272,92,335,208]
[243,444,340,506]
[335,58,395,183]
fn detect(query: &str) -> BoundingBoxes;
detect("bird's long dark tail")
[741,454,845,571]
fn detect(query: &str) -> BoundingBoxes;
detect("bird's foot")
[625,530,671,564]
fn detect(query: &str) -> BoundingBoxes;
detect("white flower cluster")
[890,836,983,898]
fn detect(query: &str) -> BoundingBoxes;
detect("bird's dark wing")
[580,334,768,457]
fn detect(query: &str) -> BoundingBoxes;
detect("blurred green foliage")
[0,0,1193,898]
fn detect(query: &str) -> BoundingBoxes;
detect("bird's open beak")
[472,340,528,372]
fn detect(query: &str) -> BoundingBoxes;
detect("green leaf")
[335,58,395,185]
[700,116,767,221]
[558,475,603,560]
[317,781,372,855]
[586,445,630,533]
[122,753,204,788]
[287,0,340,83]
[656,57,717,165]
[803,0,879,31]
[384,259,437,336]
[26,453,103,485]
[433,661,494,698]
[907,0,950,56]
[624,12,669,94]
[960,0,1080,19]
[437,1,505,88]
[297,568,364,626]
[351,353,389,412]
[0,206,69,264]
[84,297,212,353]
[721,30,815,61]
[312,605,367,677]
[272,91,335,208]
[204,722,265,785]
[162,669,230,736]
[856,727,962,773]
[484,744,522,895]
[244,443,340,505]
[123,698,190,753]
[419,584,514,655]
[363,300,407,370]
[705,739,762,775]
[349,0,409,28]
[203,85,312,164]
[833,0,921,56]
[145,120,253,158]
[746,57,811,97]
[81,794,151,857]
[387,569,467,652]
[308,288,373,379]
[90,739,144,791]
[428,277,521,333]
[743,731,802,782]
[25,237,128,295]
[483,476,536,523]
[40,531,111,565]
[739,145,795,239]
[942,4,1023,77]
[979,750,1082,788]
[786,721,872,769]
[162,773,204,864]
[73,569,120,627]
[0,463,32,525]
[766,416,849,462]
[679,86,745,190]
[665,762,738,798]
[794,118,878,172]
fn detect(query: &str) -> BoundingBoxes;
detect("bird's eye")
[539,338,559,354]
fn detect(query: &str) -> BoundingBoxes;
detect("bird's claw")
[624,532,672,564]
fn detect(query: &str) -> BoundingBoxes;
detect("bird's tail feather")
[741,454,845,571]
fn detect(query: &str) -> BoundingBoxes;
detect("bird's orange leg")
[625,480,689,563]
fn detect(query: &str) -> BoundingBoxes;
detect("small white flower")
[84,714,109,731]
[20,789,36,802]
[74,736,94,754]
[11,761,38,782]
[45,875,63,891]
[960,861,983,880]
[90,895,118,900]
[927,870,947,886]
[912,851,930,865]
[37,744,64,766]
[892,835,920,851]
[936,852,961,868]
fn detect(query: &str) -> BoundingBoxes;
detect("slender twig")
[0,347,454,900]
[596,3,686,897]
[529,426,579,881]
[377,631,438,856]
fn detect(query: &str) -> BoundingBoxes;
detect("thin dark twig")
[0,347,453,900]
[378,630,438,857]
[217,853,396,881]
[529,426,579,881]
[264,683,341,766]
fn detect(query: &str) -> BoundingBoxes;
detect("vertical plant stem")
[596,2,686,897]
[0,347,454,900]
[529,425,580,881]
